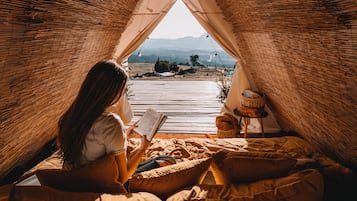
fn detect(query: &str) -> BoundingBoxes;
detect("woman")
[57,60,153,184]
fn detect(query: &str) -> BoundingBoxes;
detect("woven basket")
[241,91,265,108]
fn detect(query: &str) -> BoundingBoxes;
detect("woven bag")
[216,112,241,138]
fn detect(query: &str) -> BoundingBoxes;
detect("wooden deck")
[128,80,223,134]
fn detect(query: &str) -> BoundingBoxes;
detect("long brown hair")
[58,60,128,168]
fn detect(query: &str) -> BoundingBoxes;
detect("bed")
[0,136,351,200]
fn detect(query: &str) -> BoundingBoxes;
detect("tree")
[154,57,170,73]
[169,62,179,72]
[190,54,200,66]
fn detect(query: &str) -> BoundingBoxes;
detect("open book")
[134,108,167,141]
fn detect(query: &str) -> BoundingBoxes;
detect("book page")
[134,109,166,141]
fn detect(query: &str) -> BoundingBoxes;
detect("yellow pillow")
[36,154,126,194]
[128,158,212,199]
[211,151,297,184]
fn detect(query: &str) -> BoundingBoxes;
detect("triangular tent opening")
[112,0,281,134]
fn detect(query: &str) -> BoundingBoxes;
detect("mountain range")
[143,34,223,51]
[128,35,236,67]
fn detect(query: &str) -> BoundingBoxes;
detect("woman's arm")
[115,133,151,183]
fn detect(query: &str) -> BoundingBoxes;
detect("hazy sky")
[149,0,206,39]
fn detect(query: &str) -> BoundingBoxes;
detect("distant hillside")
[144,35,223,51]
[128,35,236,67]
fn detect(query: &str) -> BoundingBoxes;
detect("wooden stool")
[234,107,268,138]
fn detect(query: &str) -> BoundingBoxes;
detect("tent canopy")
[0,0,355,182]
[112,0,281,133]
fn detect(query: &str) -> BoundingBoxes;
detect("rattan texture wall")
[0,0,356,182]
[0,0,138,181]
[218,0,356,167]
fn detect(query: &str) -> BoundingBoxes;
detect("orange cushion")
[211,151,297,184]
[36,154,126,194]
[0,184,14,201]
[167,169,323,201]
[11,185,162,201]
[128,158,212,199]
[12,185,100,201]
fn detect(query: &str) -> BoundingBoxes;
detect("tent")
[0,0,356,188]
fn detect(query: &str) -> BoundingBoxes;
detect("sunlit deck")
[128,80,223,134]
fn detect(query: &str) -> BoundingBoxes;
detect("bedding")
[210,150,297,184]
[4,136,351,200]
[1,184,162,201]
[128,158,211,199]
[167,169,324,201]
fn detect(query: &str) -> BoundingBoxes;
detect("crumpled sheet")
[21,136,350,180]
[129,136,351,177]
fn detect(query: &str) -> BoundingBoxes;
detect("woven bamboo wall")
[0,0,356,182]
[0,0,138,180]
[218,0,356,167]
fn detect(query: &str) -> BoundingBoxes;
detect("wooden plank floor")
[128,80,223,134]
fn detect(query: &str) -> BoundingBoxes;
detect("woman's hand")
[139,135,151,151]
[126,122,138,138]
[125,121,150,151]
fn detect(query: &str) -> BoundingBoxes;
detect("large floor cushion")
[8,185,161,201]
[167,168,324,201]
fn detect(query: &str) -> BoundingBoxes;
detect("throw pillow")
[36,153,126,194]
[211,150,297,184]
[128,158,212,199]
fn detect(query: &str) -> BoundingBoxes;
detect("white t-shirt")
[80,112,127,165]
